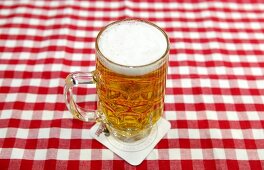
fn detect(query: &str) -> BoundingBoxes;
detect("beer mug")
[64,19,169,142]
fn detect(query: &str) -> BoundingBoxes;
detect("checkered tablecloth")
[1,0,264,169]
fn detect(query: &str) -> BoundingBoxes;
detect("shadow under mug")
[64,19,170,142]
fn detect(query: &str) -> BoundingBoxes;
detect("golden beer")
[95,58,168,140]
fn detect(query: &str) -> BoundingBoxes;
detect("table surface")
[0,0,264,169]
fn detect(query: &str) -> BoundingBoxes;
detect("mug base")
[106,125,158,152]
[112,127,152,143]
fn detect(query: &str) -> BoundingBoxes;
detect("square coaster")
[89,118,171,166]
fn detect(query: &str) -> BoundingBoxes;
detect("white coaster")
[89,118,171,166]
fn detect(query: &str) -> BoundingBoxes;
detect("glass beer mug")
[64,19,169,142]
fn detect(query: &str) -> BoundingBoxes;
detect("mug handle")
[64,72,98,122]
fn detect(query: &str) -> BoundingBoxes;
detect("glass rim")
[95,18,170,68]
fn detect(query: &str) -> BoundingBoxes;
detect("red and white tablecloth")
[0,0,264,169]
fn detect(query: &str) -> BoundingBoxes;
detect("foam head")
[97,19,169,76]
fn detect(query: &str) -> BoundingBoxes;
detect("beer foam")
[97,20,168,76]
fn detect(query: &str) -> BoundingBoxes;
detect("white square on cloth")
[89,118,171,166]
